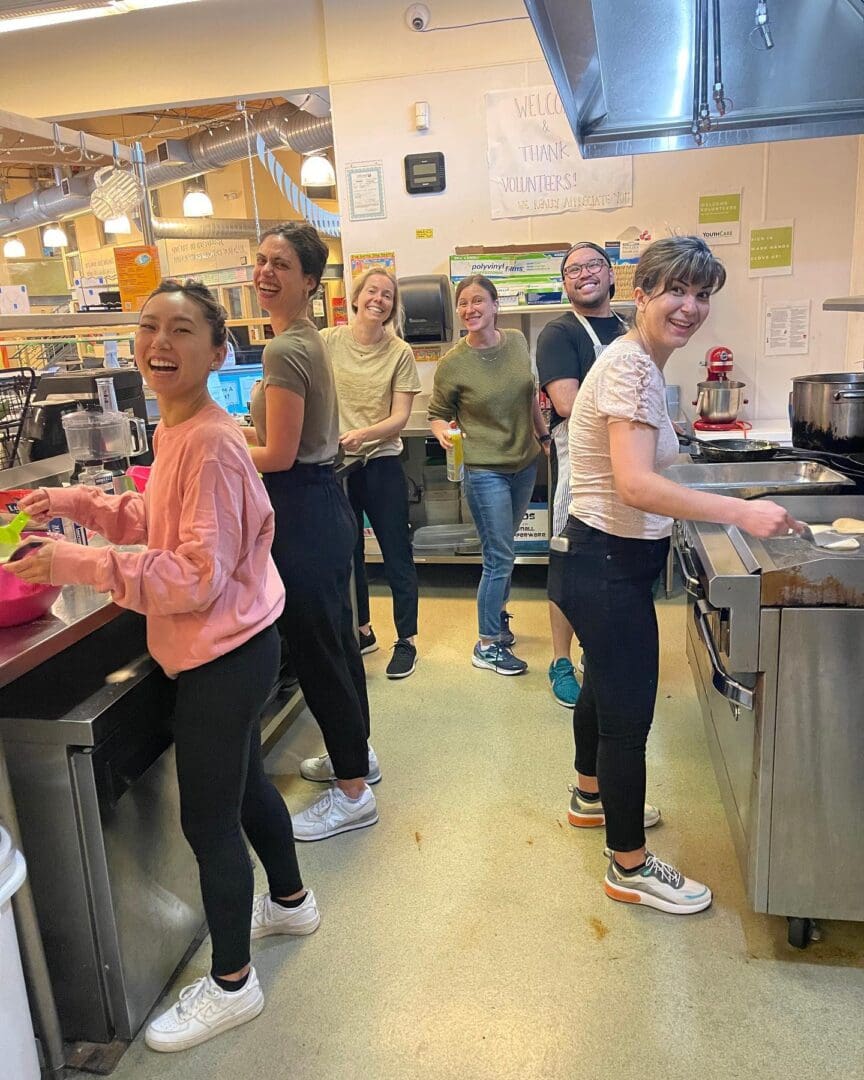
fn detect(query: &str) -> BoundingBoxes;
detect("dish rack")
[0,367,36,469]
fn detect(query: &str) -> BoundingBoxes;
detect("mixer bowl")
[694,380,746,425]
[0,573,60,628]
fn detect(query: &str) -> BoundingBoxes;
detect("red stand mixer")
[692,346,750,432]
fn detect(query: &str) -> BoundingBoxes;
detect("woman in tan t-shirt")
[322,267,422,679]
[548,236,800,918]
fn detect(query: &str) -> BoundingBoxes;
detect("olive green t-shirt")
[426,328,540,473]
[250,319,339,466]
[322,325,421,459]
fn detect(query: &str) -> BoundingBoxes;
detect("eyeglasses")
[562,258,608,280]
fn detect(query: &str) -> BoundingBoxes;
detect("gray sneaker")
[292,784,378,842]
[299,744,381,785]
[567,784,660,829]
[604,851,712,914]
[472,641,527,675]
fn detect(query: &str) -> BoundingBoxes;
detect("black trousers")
[548,517,670,853]
[265,463,370,780]
[171,624,302,976]
[347,455,419,640]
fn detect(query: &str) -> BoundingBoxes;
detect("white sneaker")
[144,969,264,1053]
[604,852,712,915]
[299,744,381,785]
[292,784,378,842]
[251,889,320,940]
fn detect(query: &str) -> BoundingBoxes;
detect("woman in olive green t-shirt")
[427,274,550,676]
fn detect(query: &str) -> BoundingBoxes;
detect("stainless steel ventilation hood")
[524,0,864,157]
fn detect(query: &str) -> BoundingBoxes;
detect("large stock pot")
[791,373,864,454]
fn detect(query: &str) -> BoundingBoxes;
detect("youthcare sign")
[485,86,632,220]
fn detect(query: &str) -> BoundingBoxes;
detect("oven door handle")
[693,599,754,710]
[675,541,703,598]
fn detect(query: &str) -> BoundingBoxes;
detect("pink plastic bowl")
[125,465,152,493]
[0,573,61,628]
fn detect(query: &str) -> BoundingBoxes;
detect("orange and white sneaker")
[567,784,660,829]
[604,852,712,915]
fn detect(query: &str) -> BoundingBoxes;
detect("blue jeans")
[462,461,537,640]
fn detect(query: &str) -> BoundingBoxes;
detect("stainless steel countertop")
[0,453,121,690]
[0,586,119,691]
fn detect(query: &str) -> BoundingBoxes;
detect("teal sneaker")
[549,657,580,707]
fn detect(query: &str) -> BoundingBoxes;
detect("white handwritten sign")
[160,237,251,278]
[485,86,632,220]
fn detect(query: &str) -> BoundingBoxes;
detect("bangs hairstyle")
[351,266,403,334]
[634,236,727,297]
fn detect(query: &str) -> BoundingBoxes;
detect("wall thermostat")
[404,152,446,194]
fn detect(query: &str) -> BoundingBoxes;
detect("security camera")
[406,3,430,31]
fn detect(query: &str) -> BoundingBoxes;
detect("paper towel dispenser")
[399,275,453,344]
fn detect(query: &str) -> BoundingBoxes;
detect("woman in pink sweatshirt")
[4,280,318,1054]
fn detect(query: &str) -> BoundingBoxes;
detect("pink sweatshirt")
[46,402,285,677]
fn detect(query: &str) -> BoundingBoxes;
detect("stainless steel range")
[676,495,864,948]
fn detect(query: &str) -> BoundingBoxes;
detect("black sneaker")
[358,627,378,655]
[499,610,516,646]
[386,639,417,679]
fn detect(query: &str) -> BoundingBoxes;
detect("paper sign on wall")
[764,300,810,356]
[485,85,632,220]
[346,161,386,221]
[349,251,396,276]
[697,192,741,245]
[114,246,161,312]
[749,221,794,277]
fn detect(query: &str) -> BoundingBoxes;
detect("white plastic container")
[0,826,40,1080]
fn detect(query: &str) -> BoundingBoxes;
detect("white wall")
[324,0,862,418]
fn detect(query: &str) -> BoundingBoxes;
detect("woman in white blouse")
[548,236,801,917]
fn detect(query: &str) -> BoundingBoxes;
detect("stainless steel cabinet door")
[770,608,864,921]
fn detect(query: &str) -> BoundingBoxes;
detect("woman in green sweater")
[427,274,550,675]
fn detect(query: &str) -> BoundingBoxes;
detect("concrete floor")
[107,565,864,1080]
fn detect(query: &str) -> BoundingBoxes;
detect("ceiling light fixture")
[300,153,336,188]
[43,224,68,248]
[0,0,203,35]
[182,178,213,218]
[103,214,132,234]
[3,236,26,258]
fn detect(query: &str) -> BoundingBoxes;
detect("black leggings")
[265,463,371,780]
[172,623,302,976]
[347,455,419,640]
[548,517,670,853]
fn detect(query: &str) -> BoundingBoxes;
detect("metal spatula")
[798,524,858,548]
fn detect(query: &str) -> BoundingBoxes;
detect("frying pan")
[678,434,784,462]
[677,433,864,480]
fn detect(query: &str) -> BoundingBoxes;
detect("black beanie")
[560,242,616,300]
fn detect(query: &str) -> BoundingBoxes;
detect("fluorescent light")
[3,237,26,258]
[43,224,68,247]
[300,154,336,188]
[103,214,131,234]
[182,189,213,218]
[0,0,202,35]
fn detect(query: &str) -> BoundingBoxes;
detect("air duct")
[150,217,294,240]
[0,104,333,235]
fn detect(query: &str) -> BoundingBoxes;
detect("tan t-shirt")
[568,338,679,539]
[321,325,421,459]
[250,319,339,466]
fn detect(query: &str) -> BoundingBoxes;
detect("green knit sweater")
[427,329,539,472]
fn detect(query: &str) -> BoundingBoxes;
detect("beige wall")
[323,0,863,416]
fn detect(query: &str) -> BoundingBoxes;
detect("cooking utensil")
[0,511,30,549]
[678,433,782,462]
[791,373,864,454]
[797,524,860,549]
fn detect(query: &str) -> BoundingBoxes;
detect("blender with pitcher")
[61,410,148,489]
